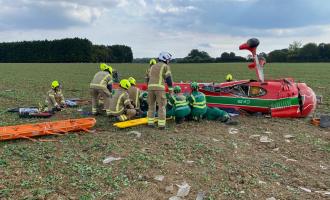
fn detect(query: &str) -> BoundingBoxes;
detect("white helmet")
[158,52,172,62]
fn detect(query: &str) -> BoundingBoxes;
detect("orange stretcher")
[0,118,96,141]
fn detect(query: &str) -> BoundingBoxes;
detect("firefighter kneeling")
[108,79,136,121]
[45,80,66,113]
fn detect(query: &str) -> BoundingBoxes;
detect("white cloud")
[1,0,330,58]
[155,5,196,14]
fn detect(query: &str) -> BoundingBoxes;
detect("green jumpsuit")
[188,91,207,121]
[168,93,191,123]
[204,107,230,122]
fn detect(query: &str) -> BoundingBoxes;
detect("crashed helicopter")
[118,38,317,118]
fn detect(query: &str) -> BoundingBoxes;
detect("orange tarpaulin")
[0,118,96,141]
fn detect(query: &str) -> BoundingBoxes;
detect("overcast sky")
[0,0,330,58]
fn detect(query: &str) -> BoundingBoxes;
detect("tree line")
[174,42,330,63]
[267,42,330,62]
[133,49,246,63]
[0,38,133,63]
[1,38,330,63]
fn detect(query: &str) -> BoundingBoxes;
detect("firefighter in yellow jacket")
[147,52,173,129]
[145,58,157,83]
[127,77,140,113]
[45,80,65,112]
[108,79,136,121]
[89,63,113,115]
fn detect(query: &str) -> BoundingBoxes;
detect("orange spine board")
[0,118,96,141]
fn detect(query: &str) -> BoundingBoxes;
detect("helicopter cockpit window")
[248,86,267,97]
[201,85,215,92]
[229,85,249,96]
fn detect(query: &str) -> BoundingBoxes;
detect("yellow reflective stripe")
[158,119,166,126]
[193,101,206,105]
[90,83,107,88]
[119,115,127,121]
[175,100,187,104]
[116,93,126,111]
[135,88,139,107]
[191,94,196,104]
[176,102,189,107]
[148,84,165,88]
[101,74,111,86]
[165,71,171,76]
[193,105,206,109]
[159,64,165,86]
[49,94,55,98]
[148,118,155,124]
[124,99,130,105]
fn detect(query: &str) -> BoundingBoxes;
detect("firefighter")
[145,58,157,83]
[140,91,174,118]
[108,79,136,121]
[147,52,173,129]
[45,80,66,113]
[226,74,233,82]
[188,82,207,121]
[127,77,140,113]
[89,63,113,115]
[168,86,191,124]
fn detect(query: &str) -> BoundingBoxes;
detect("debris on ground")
[258,180,267,185]
[286,158,297,162]
[284,134,295,139]
[228,128,239,134]
[266,197,276,200]
[320,164,328,170]
[272,147,279,151]
[154,175,165,182]
[315,190,330,196]
[264,131,272,134]
[184,160,195,165]
[196,191,205,200]
[249,134,260,139]
[212,138,220,142]
[169,196,181,200]
[284,139,291,143]
[176,181,191,197]
[102,156,122,164]
[299,187,312,193]
[260,136,273,143]
[165,184,174,193]
[127,130,142,138]
[281,155,297,162]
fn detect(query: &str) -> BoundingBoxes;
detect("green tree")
[299,43,318,62]
[181,49,214,63]
[287,41,302,62]
[268,49,288,62]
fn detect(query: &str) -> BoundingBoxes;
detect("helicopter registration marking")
[237,99,251,104]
